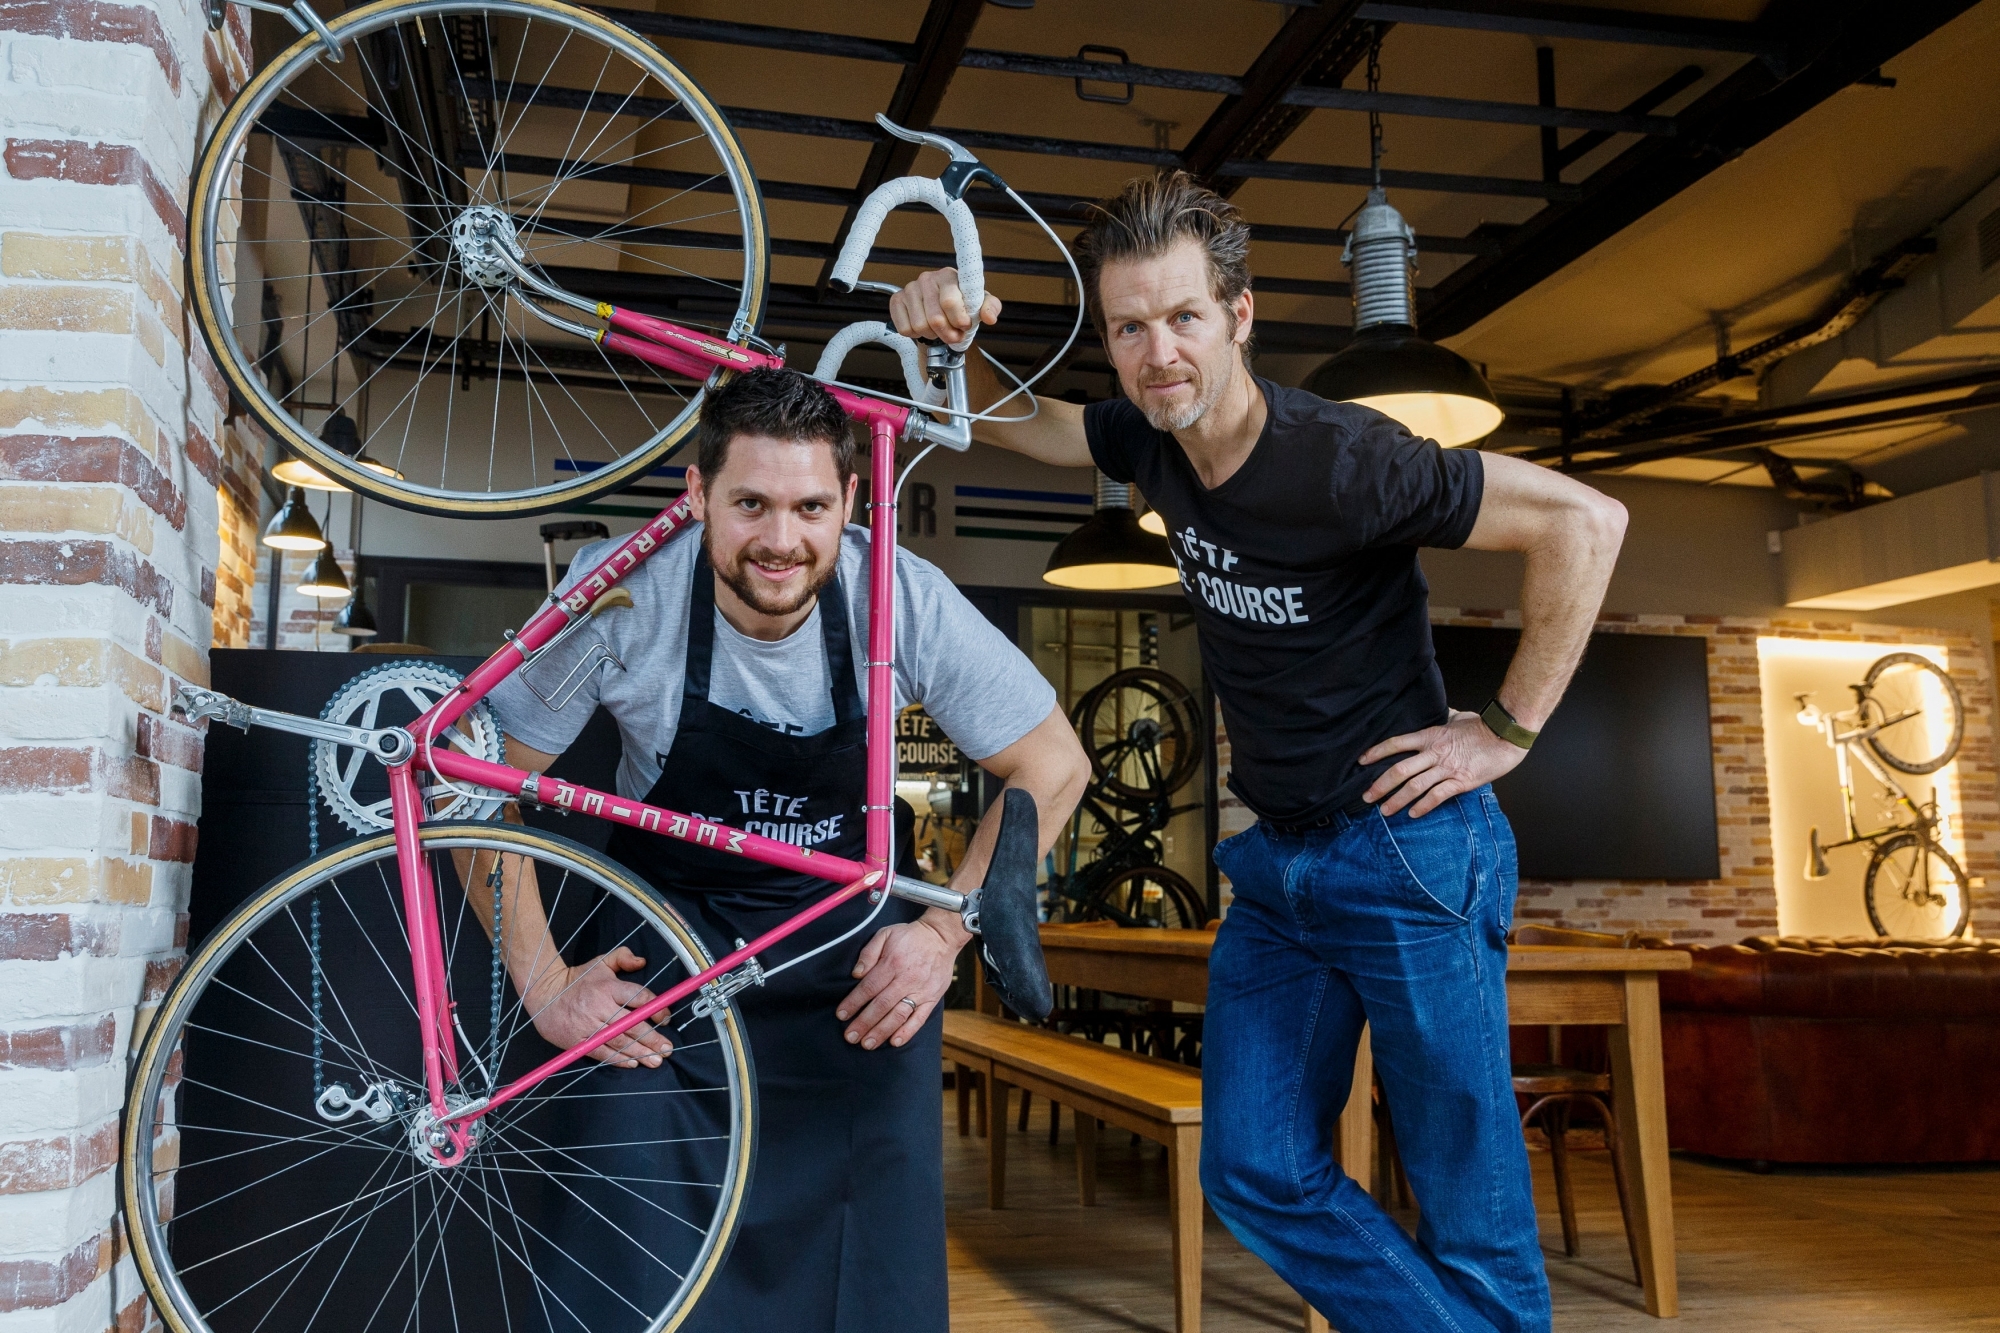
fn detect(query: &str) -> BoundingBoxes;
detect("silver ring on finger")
[898,996,919,1012]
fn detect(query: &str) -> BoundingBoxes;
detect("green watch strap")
[1480,697,1537,750]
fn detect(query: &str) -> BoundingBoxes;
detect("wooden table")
[1030,924,1691,1319]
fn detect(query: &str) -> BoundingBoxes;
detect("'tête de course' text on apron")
[731,787,844,848]
[1171,524,1308,626]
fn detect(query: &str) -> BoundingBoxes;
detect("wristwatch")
[1479,697,1538,751]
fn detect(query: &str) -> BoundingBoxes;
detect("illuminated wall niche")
[1757,637,1967,937]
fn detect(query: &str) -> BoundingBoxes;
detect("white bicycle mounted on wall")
[1795,651,1970,939]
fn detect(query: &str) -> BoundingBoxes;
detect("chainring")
[313,661,506,835]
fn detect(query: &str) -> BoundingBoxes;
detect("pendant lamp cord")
[1366,26,1385,188]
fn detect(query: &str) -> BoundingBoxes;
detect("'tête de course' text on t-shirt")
[1086,378,1483,825]
[1173,528,1308,626]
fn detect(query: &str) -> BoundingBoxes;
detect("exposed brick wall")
[211,420,260,648]
[0,3,250,1328]
[1213,609,1999,942]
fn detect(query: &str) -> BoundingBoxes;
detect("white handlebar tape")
[828,176,986,351]
[811,321,946,406]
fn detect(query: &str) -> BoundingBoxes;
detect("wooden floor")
[943,1093,2000,1331]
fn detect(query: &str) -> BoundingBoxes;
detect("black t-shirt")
[1086,377,1484,825]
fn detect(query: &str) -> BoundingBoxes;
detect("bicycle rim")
[1862,652,1963,775]
[1864,831,1970,940]
[123,824,754,1333]
[189,0,768,517]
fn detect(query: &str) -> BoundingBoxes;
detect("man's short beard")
[705,531,839,618]
[1138,366,1229,432]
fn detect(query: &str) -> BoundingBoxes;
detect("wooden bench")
[944,1009,1210,1331]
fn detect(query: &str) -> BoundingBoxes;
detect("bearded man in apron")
[486,368,1089,1332]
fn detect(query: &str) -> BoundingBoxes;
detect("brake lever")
[873,114,1006,201]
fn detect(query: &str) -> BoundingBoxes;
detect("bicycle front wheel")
[1862,652,1962,774]
[1863,831,1971,940]
[190,0,768,516]
[123,824,754,1333]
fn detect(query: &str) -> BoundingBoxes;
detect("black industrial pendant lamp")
[1043,472,1179,590]
[297,547,352,599]
[331,586,378,637]
[262,486,327,550]
[1304,32,1503,448]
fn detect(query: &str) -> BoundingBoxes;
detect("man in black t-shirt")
[892,173,1624,1333]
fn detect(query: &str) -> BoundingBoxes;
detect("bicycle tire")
[188,0,769,517]
[1863,830,1971,940]
[1861,652,1962,775]
[1071,668,1203,804]
[1085,865,1211,929]
[123,822,755,1333]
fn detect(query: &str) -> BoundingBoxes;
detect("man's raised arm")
[890,268,1093,468]
[1359,453,1627,818]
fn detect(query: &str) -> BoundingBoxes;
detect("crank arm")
[175,685,416,765]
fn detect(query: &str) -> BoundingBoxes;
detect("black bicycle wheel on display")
[1863,831,1971,940]
[1862,652,1963,775]
[1071,668,1203,806]
[1084,865,1210,929]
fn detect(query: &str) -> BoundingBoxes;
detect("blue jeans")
[1201,788,1549,1333]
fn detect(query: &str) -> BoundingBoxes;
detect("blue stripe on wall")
[954,484,1091,505]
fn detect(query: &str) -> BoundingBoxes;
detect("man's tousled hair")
[1074,171,1253,338]
[694,368,855,486]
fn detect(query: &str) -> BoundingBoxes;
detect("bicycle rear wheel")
[1862,652,1962,775]
[123,823,754,1333]
[190,0,768,516]
[1863,831,1970,940]
[1086,865,1210,929]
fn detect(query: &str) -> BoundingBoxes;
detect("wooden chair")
[1514,1063,1640,1279]
[1507,923,1649,1280]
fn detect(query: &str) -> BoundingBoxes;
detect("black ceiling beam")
[1280,84,1672,135]
[445,141,1512,256]
[503,82,1562,203]
[1415,1,1984,339]
[591,3,1676,136]
[1354,1,1777,55]
[1561,382,2000,475]
[1181,1,1376,196]
[1553,63,1703,172]
[540,270,1354,354]
[815,0,986,292]
[1531,364,2000,465]
[520,215,1351,298]
[1222,155,1580,201]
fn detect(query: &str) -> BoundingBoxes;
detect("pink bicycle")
[126,4,1076,1327]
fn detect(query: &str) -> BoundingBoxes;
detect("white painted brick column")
[0,2,250,1328]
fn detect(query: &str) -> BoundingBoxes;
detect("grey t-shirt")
[490,524,1056,800]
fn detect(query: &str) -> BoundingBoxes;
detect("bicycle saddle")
[977,788,1054,1022]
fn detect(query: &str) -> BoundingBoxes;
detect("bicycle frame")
[194,300,978,1166]
[1809,705,1935,852]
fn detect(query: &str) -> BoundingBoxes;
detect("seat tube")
[390,764,459,1112]
[866,417,898,874]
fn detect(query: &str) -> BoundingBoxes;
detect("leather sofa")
[1656,936,2000,1164]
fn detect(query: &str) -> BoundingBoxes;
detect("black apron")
[570,550,946,1333]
